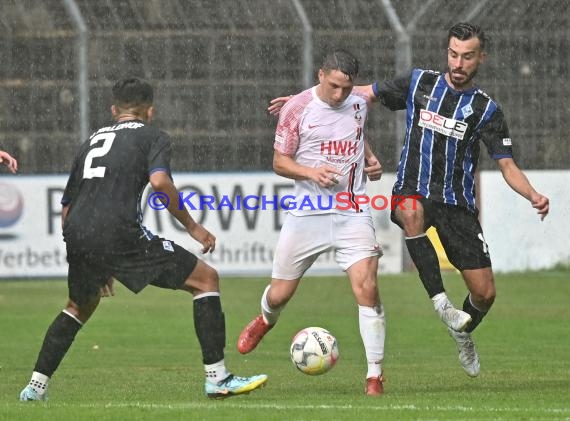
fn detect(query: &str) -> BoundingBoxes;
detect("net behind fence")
[1,0,568,173]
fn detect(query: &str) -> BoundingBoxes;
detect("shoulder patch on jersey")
[476,89,491,99]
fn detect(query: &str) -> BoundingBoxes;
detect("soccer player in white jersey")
[237,50,387,395]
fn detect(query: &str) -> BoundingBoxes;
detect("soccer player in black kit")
[269,22,550,377]
[360,22,550,377]
[19,78,267,401]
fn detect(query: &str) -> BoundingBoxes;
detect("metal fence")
[0,0,568,173]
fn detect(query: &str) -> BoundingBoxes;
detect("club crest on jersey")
[162,240,174,252]
[353,103,362,122]
[461,104,474,118]
[418,109,468,140]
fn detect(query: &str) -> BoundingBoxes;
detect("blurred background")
[0,0,568,174]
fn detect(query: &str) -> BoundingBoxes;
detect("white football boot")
[432,293,472,332]
[448,328,480,377]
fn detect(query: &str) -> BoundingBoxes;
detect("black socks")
[462,294,487,333]
[34,311,83,377]
[405,235,445,298]
[193,294,226,365]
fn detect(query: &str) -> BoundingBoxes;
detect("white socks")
[204,360,230,384]
[29,371,49,396]
[260,285,282,326]
[358,304,386,379]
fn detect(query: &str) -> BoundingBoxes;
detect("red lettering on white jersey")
[273,86,370,215]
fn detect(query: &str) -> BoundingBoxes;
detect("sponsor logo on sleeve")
[502,138,512,146]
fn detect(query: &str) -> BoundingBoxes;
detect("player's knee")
[483,289,496,306]
[353,279,379,303]
[472,287,495,309]
[267,286,293,309]
[268,294,289,309]
[395,208,424,235]
[185,261,220,294]
[65,298,97,324]
[203,265,220,289]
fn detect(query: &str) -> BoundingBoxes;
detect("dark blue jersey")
[373,69,512,211]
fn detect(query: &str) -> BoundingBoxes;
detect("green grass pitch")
[1,269,569,420]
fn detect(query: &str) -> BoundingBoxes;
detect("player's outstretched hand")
[268,96,293,116]
[0,150,18,173]
[364,157,383,181]
[531,192,549,220]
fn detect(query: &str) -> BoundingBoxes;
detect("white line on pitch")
[69,402,570,414]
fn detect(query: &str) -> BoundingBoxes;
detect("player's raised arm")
[497,157,550,220]
[267,95,295,116]
[353,85,378,103]
[268,84,378,116]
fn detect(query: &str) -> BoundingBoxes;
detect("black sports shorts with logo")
[391,190,492,270]
[66,235,198,306]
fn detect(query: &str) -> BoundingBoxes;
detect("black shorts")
[67,236,198,306]
[391,192,492,271]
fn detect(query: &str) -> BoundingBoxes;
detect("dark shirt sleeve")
[479,107,513,160]
[148,132,172,178]
[61,167,79,206]
[372,71,412,111]
[61,142,89,206]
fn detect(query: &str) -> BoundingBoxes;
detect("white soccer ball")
[290,327,339,375]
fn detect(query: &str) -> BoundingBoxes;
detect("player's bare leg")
[347,256,385,395]
[461,267,496,322]
[237,278,300,354]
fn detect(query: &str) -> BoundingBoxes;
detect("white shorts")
[272,213,383,280]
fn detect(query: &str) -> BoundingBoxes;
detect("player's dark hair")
[321,50,359,81]
[448,22,488,51]
[112,78,153,107]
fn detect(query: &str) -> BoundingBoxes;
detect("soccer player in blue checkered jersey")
[268,23,550,377]
[19,78,267,401]
[360,22,550,377]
